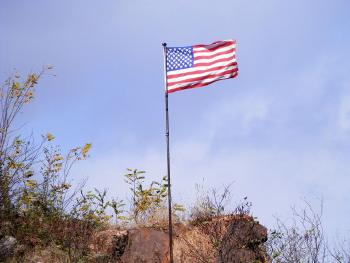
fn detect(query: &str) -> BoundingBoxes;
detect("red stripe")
[194,48,236,60]
[167,62,238,79]
[194,42,234,53]
[194,56,235,67]
[168,68,238,88]
[167,72,238,93]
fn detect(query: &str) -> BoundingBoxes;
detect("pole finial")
[162,42,167,47]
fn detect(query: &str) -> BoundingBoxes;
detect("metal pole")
[162,42,174,263]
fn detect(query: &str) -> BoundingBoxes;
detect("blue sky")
[1,0,350,236]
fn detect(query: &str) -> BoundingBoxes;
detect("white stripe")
[194,52,235,64]
[168,72,237,89]
[193,44,235,56]
[167,65,237,84]
[167,60,236,76]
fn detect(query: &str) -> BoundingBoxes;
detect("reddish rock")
[120,228,169,263]
[90,228,169,262]
[90,229,128,257]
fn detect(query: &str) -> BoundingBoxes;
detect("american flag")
[165,40,238,93]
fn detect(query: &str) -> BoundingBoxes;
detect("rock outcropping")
[91,215,270,263]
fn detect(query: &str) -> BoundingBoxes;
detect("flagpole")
[162,42,174,263]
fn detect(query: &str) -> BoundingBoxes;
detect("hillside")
[1,214,269,263]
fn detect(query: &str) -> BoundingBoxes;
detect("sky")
[1,0,350,237]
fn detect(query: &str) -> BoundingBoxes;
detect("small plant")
[109,197,126,223]
[190,183,235,223]
[123,169,184,225]
[266,200,328,263]
[124,168,146,205]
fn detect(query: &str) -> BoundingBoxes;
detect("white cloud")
[203,95,270,139]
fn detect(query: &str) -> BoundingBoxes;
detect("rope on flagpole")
[162,42,174,263]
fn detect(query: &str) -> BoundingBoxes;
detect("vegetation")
[0,68,102,261]
[1,69,349,262]
[0,69,185,261]
[266,200,350,263]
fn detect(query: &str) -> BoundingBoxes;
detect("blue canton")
[166,47,194,71]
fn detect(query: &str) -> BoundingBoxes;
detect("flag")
[165,40,238,93]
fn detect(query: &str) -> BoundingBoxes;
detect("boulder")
[218,216,269,262]
[90,229,129,260]
[120,228,169,263]
[90,228,169,263]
